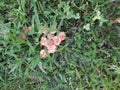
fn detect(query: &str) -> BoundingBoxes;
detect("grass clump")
[0,0,120,90]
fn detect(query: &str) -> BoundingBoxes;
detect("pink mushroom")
[40,49,48,58]
[52,36,61,46]
[40,37,47,46]
[58,32,66,41]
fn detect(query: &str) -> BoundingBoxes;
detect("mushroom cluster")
[40,30,66,58]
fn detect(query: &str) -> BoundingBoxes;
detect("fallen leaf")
[28,26,32,32]
[18,27,26,40]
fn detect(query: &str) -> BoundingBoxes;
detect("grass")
[0,0,120,90]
